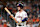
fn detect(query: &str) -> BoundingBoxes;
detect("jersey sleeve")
[22,12,28,22]
[23,12,28,18]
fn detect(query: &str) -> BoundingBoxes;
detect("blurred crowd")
[0,14,12,27]
[0,0,40,27]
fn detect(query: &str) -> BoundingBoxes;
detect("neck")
[19,9,23,12]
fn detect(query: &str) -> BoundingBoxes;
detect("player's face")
[17,7,21,11]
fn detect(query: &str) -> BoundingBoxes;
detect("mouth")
[18,10,21,11]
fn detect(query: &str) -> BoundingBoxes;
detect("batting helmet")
[16,2,24,9]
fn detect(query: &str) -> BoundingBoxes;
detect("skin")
[17,7,23,12]
[17,7,21,11]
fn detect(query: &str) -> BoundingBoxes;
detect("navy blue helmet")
[16,3,24,9]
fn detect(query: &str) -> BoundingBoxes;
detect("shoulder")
[22,10,28,17]
[22,10,27,14]
[16,11,19,14]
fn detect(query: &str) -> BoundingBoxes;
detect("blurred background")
[0,0,40,27]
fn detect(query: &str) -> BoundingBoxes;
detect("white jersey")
[15,10,28,26]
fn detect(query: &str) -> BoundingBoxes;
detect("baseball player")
[15,2,28,27]
[4,2,28,27]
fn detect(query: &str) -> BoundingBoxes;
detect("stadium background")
[0,0,40,27]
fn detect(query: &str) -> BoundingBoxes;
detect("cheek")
[18,8,20,10]
[17,7,20,10]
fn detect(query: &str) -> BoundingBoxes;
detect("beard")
[18,10,21,11]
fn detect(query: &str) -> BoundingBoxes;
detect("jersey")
[15,10,28,26]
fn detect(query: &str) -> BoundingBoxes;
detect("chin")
[18,10,21,11]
